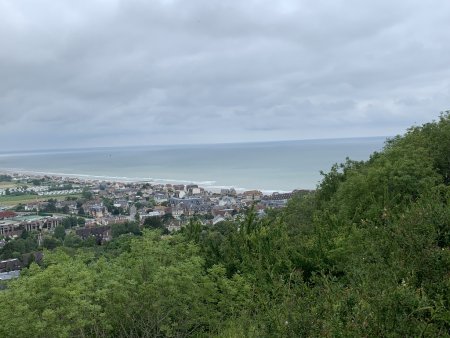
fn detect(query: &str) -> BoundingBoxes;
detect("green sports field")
[0,193,81,206]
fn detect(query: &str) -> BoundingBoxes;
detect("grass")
[0,194,81,207]
[0,182,18,189]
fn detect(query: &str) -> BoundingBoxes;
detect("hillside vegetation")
[1,114,450,337]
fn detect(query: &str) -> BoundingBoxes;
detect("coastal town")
[0,172,308,281]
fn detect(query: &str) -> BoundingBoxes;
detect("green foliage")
[63,233,83,248]
[162,212,175,223]
[43,199,57,213]
[81,188,93,200]
[14,203,25,211]
[0,257,107,337]
[143,216,163,229]
[111,221,141,238]
[0,232,253,337]
[20,229,29,240]
[42,237,61,250]
[142,216,169,235]
[0,174,12,182]
[62,216,81,229]
[31,178,42,186]
[0,236,38,260]
[53,226,66,241]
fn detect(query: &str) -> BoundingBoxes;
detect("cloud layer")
[1,0,449,150]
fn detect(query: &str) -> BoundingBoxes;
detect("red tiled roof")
[0,211,17,219]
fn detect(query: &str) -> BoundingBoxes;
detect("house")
[186,185,201,195]
[173,184,185,191]
[170,197,203,207]
[218,196,236,208]
[101,216,129,225]
[174,190,186,198]
[113,199,129,209]
[190,187,201,195]
[221,188,237,196]
[171,206,184,217]
[20,215,62,232]
[154,205,167,215]
[0,220,21,237]
[243,190,263,201]
[261,192,295,207]
[21,252,43,267]
[84,218,97,227]
[129,205,137,221]
[0,211,17,219]
[0,270,20,281]
[24,203,40,211]
[55,201,77,212]
[166,219,182,232]
[212,215,226,225]
[153,184,165,191]
[89,205,106,218]
[212,207,234,217]
[0,215,62,237]
[0,258,21,273]
[154,193,168,203]
[76,225,112,243]
[140,211,162,220]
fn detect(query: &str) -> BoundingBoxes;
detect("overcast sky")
[1,0,449,151]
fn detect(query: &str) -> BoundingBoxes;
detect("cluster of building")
[0,211,62,238]
[0,184,81,196]
[0,173,311,281]
[1,173,310,240]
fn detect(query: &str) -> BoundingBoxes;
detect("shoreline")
[0,168,297,195]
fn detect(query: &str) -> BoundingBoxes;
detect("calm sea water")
[0,137,386,192]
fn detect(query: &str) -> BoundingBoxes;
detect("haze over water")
[0,137,386,192]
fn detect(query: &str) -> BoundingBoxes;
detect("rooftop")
[0,270,20,280]
[13,215,46,222]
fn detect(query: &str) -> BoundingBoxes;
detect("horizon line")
[0,135,390,154]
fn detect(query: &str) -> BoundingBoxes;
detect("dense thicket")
[1,114,449,337]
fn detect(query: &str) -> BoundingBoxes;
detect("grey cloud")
[0,0,450,150]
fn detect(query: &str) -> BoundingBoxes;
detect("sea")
[0,137,387,193]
